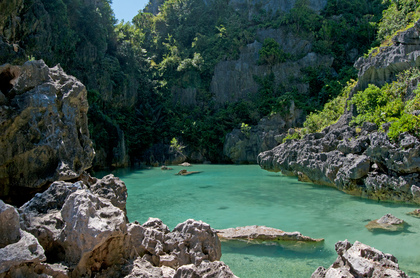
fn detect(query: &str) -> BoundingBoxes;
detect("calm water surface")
[99,165,420,277]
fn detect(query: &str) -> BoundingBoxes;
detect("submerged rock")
[365,214,406,232]
[217,225,324,252]
[311,240,408,278]
[175,169,201,176]
[407,208,420,218]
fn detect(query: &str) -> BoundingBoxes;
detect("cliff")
[224,102,304,163]
[354,19,420,92]
[258,20,420,204]
[210,29,333,105]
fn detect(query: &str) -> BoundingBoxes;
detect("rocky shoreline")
[258,20,420,204]
[0,174,237,277]
[0,60,413,277]
[258,123,420,203]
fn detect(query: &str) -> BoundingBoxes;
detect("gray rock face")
[0,230,46,274]
[0,60,94,205]
[0,199,21,248]
[173,261,238,278]
[5,174,230,277]
[258,125,420,203]
[210,38,333,105]
[354,19,420,92]
[311,240,408,278]
[224,102,305,163]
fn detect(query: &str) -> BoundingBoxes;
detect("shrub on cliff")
[350,68,420,140]
[258,38,289,65]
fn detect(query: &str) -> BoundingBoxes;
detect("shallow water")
[99,164,420,277]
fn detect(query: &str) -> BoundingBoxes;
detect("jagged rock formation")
[311,240,408,278]
[217,26,333,163]
[1,174,237,277]
[354,19,420,92]
[224,102,304,163]
[258,123,420,203]
[0,60,95,205]
[258,21,420,203]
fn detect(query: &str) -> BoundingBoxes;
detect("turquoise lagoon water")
[99,165,420,277]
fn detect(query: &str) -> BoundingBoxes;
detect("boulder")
[18,174,131,276]
[311,240,408,278]
[165,219,222,266]
[89,174,128,213]
[0,60,94,205]
[0,199,21,248]
[173,260,238,278]
[0,230,46,274]
[365,214,406,232]
[125,257,176,278]
[60,189,128,276]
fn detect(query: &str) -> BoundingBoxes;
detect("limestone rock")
[312,240,408,278]
[217,225,323,243]
[217,225,324,252]
[0,199,21,248]
[165,219,222,266]
[18,174,131,276]
[18,181,84,262]
[90,174,128,213]
[60,189,127,266]
[0,230,46,274]
[0,60,94,205]
[365,214,406,232]
[354,19,420,92]
[174,260,238,278]
[224,104,305,164]
[211,38,333,105]
[258,125,420,203]
[142,143,187,166]
[125,257,176,278]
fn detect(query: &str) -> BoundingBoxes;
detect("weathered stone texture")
[224,102,305,163]
[0,60,94,204]
[311,240,408,278]
[355,19,420,92]
[258,125,420,203]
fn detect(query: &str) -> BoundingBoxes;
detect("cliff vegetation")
[0,0,398,167]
